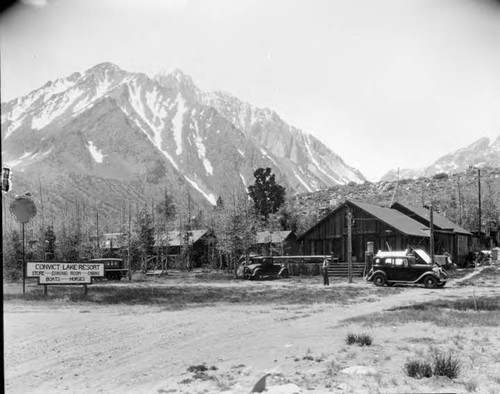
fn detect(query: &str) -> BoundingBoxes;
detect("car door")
[391,258,409,280]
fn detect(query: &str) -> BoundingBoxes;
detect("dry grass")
[343,295,500,327]
[3,274,396,308]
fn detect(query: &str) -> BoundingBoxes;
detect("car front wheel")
[243,268,251,280]
[373,273,386,287]
[424,276,438,288]
[255,271,264,280]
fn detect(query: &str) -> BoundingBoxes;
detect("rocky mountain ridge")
[291,166,500,236]
[381,136,500,181]
[1,62,365,217]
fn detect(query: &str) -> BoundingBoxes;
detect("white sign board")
[26,261,105,285]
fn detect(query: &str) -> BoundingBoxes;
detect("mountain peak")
[155,68,196,89]
[154,68,199,101]
[86,62,122,74]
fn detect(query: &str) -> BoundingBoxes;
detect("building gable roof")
[297,199,430,240]
[155,229,209,247]
[391,202,471,235]
[350,200,430,238]
[256,231,295,244]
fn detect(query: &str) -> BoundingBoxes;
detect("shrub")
[357,334,373,346]
[187,363,214,373]
[404,359,433,379]
[433,172,449,180]
[345,332,373,346]
[432,352,461,379]
[345,333,357,345]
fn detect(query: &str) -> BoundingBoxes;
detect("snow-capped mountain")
[381,136,500,181]
[1,62,365,213]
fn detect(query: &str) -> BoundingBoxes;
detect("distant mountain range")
[381,136,500,181]
[1,62,365,216]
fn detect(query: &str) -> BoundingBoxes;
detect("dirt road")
[4,270,500,393]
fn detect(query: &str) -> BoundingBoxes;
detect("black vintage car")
[90,258,129,281]
[366,251,448,288]
[240,256,290,280]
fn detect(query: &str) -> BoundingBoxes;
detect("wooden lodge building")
[297,199,473,266]
[391,202,473,265]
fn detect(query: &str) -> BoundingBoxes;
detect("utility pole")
[429,204,434,264]
[347,208,353,284]
[128,203,132,280]
[478,168,482,241]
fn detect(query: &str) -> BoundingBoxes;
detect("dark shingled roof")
[298,199,430,240]
[350,200,430,238]
[391,202,471,235]
[155,229,209,247]
[256,231,294,244]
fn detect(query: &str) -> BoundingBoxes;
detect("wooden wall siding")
[299,204,432,261]
[455,234,470,266]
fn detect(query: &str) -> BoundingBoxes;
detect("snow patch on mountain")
[172,93,186,155]
[145,86,168,130]
[119,104,180,171]
[293,169,313,192]
[87,141,105,163]
[260,147,278,167]
[240,173,247,187]
[184,175,216,205]
[7,151,32,167]
[31,87,84,130]
[192,119,213,176]
[304,134,346,184]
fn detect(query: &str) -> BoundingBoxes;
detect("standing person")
[322,257,330,286]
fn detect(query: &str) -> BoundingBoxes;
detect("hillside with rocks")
[290,166,500,236]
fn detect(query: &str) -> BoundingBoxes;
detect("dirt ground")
[4,268,500,394]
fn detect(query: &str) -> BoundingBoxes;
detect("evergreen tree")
[3,230,24,280]
[44,225,56,260]
[248,167,286,221]
[134,206,155,272]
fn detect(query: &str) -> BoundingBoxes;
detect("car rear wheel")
[373,273,386,287]
[255,271,264,280]
[280,270,289,279]
[424,276,438,288]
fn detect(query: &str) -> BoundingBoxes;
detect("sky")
[1,0,499,181]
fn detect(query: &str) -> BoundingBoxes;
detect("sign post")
[26,261,105,286]
[9,194,37,296]
[347,208,353,284]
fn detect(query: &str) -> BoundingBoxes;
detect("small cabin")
[254,230,298,256]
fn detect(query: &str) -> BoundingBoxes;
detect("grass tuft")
[432,351,461,379]
[404,359,433,379]
[345,333,357,345]
[345,332,373,346]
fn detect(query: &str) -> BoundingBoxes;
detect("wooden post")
[43,285,48,297]
[347,208,353,284]
[430,204,434,265]
[22,222,26,296]
[83,284,88,296]
[128,203,132,280]
[478,168,481,241]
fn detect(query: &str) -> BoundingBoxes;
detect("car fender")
[367,269,386,282]
[278,267,289,277]
[415,271,440,283]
